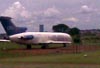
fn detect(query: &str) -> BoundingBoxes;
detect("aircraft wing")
[0,39,10,42]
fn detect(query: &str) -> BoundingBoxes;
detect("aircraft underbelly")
[12,39,69,44]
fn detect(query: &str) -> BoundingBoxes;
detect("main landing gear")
[63,43,67,47]
[26,45,32,49]
[41,44,49,49]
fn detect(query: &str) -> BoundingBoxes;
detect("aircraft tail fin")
[0,16,27,36]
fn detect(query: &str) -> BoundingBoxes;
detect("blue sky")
[0,0,100,33]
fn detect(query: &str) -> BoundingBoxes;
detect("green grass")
[1,51,100,64]
[0,42,64,50]
[0,38,100,67]
[0,43,100,67]
[0,42,26,50]
[1,64,100,68]
[0,42,100,64]
[81,35,100,45]
[1,35,100,67]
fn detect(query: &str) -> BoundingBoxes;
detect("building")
[39,24,44,32]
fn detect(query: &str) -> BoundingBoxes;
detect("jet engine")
[20,35,34,40]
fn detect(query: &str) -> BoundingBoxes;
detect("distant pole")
[39,24,44,32]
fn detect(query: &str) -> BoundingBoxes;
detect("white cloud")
[32,7,62,24]
[1,1,31,19]
[43,7,61,17]
[0,2,62,31]
[62,17,79,22]
[81,5,91,12]
[0,1,35,31]
[80,5,98,14]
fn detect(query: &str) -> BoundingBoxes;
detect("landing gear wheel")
[41,44,48,49]
[63,43,67,47]
[26,45,32,49]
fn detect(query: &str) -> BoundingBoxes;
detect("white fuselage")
[9,32,72,45]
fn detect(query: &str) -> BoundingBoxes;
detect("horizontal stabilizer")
[0,39,10,42]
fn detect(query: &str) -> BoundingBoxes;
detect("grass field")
[81,35,100,45]
[0,38,100,68]
[1,64,100,68]
[1,51,100,68]
[0,51,100,64]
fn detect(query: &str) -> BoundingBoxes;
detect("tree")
[69,27,81,44]
[69,27,80,35]
[52,24,69,33]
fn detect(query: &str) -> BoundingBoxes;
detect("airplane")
[0,16,72,49]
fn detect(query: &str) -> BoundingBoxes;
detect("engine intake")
[20,35,34,40]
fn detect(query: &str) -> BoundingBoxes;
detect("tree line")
[52,24,81,44]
